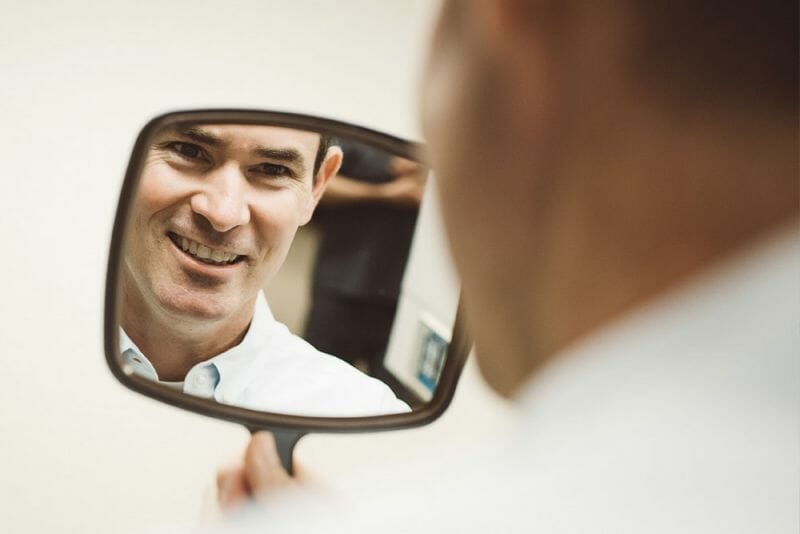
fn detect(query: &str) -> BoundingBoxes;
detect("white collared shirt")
[121,292,409,417]
[209,226,798,533]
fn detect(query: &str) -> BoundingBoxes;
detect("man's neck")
[120,278,253,381]
[503,112,798,397]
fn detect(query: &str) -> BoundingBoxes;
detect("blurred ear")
[474,0,557,50]
[301,145,342,225]
[472,0,557,132]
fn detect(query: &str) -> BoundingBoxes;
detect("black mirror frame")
[104,109,471,434]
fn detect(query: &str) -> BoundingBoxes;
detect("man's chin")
[156,292,237,323]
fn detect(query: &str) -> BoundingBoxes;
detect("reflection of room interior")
[263,177,459,410]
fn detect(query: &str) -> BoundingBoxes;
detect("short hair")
[312,134,334,181]
[629,1,797,111]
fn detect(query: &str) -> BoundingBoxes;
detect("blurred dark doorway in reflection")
[305,139,426,375]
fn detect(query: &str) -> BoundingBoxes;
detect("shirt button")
[194,375,209,387]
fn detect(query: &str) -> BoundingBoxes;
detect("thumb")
[216,465,249,511]
[244,431,294,498]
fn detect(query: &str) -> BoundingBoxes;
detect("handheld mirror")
[105,110,469,472]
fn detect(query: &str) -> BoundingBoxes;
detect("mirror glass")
[115,120,459,418]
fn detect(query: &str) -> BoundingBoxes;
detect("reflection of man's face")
[124,124,335,325]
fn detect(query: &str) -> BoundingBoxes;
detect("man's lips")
[167,232,246,267]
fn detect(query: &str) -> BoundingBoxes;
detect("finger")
[216,466,250,511]
[244,432,294,497]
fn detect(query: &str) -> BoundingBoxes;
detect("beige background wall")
[0,2,514,532]
[264,225,320,335]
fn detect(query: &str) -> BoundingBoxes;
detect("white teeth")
[174,235,239,265]
[196,245,211,260]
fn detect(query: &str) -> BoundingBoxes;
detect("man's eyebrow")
[177,126,228,147]
[253,147,308,175]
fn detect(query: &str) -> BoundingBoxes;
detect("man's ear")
[301,145,343,225]
[472,0,559,142]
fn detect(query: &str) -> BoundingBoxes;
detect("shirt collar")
[120,327,159,380]
[208,291,275,377]
[120,291,277,388]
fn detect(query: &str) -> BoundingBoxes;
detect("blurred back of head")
[421,0,798,396]
[628,1,796,112]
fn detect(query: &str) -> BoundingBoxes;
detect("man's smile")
[166,231,246,267]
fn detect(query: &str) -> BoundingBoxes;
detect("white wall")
[0,2,514,532]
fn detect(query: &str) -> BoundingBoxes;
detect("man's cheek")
[261,194,308,227]
[138,167,193,208]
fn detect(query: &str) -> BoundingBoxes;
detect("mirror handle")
[246,427,305,476]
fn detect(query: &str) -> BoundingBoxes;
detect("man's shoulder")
[236,319,408,416]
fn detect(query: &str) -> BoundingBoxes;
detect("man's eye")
[254,163,293,178]
[166,142,206,161]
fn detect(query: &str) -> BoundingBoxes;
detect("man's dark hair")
[630,1,797,111]
[312,134,334,181]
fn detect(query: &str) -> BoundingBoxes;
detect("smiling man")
[120,123,409,417]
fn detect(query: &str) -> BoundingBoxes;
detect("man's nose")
[190,164,250,232]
